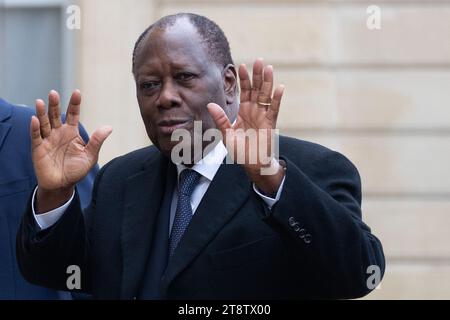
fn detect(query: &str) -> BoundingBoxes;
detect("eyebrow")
[171,61,202,71]
[140,62,202,76]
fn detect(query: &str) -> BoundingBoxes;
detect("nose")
[156,80,182,110]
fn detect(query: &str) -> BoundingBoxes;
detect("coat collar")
[0,98,13,122]
[0,98,13,150]
[120,150,171,298]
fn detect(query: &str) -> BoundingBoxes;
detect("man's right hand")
[31,90,112,213]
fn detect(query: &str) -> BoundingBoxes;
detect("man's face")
[134,19,231,158]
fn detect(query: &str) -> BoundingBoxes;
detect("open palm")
[31,90,112,191]
[208,59,285,171]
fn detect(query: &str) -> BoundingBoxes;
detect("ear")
[222,64,237,105]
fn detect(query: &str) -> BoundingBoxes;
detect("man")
[0,95,98,299]
[16,13,385,299]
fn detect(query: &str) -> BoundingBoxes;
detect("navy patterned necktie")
[169,169,201,257]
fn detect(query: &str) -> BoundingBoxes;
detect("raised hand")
[207,58,286,195]
[31,90,112,212]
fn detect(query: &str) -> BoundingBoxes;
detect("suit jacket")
[16,135,385,299]
[0,98,98,299]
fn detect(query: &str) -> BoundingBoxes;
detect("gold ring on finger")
[257,101,271,107]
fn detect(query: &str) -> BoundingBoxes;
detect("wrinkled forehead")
[135,18,212,71]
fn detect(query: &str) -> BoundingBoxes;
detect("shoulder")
[278,135,359,176]
[0,99,34,125]
[279,135,333,157]
[0,101,34,150]
[99,145,161,177]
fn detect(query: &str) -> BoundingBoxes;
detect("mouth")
[157,119,191,135]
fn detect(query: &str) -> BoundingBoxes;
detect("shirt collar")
[175,140,228,182]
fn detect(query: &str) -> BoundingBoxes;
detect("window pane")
[0,7,62,107]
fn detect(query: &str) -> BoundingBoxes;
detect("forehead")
[135,18,212,74]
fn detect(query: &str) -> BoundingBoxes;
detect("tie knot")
[178,169,201,196]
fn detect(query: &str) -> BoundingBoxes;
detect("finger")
[35,99,51,138]
[85,126,113,162]
[238,64,251,103]
[48,90,62,129]
[207,103,232,135]
[266,85,285,127]
[258,65,274,105]
[250,58,264,102]
[30,116,43,150]
[66,90,81,126]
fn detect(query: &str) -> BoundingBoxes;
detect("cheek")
[191,81,223,109]
[138,102,157,136]
[138,95,155,119]
[187,99,214,129]
[197,84,226,127]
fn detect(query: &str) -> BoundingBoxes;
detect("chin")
[155,138,178,158]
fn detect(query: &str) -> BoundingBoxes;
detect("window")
[0,0,75,109]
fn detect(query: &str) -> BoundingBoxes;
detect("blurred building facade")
[2,0,450,299]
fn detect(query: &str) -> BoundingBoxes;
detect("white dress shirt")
[33,141,285,232]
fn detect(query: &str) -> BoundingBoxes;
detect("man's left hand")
[208,58,286,196]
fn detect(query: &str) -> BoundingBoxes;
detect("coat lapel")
[161,163,252,294]
[0,99,12,150]
[120,151,169,299]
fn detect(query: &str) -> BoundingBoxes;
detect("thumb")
[85,125,113,161]
[207,103,232,136]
